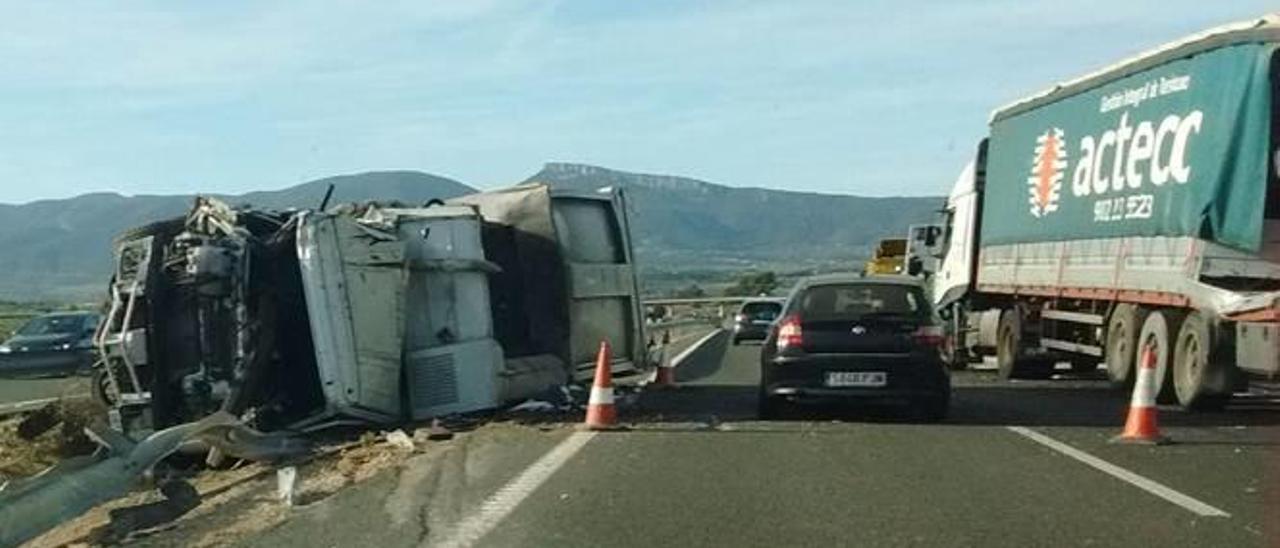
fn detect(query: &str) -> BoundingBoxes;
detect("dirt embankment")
[0,398,101,482]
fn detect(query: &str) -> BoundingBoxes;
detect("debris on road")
[418,419,454,442]
[510,400,559,413]
[385,430,415,452]
[0,398,99,482]
[276,466,298,507]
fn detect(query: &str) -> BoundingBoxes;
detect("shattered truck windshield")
[1,4,1277,548]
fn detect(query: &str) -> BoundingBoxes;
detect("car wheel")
[731,337,740,346]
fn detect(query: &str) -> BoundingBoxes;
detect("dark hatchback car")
[731,298,785,344]
[0,311,100,377]
[759,274,949,421]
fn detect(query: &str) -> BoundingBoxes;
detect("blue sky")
[0,1,1275,204]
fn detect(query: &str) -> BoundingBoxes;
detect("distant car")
[0,311,100,377]
[731,298,785,344]
[758,274,949,420]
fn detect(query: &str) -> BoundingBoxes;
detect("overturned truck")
[95,183,647,437]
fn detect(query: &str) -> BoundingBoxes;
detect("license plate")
[825,371,887,388]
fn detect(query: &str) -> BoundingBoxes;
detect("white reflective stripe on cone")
[1131,364,1157,407]
[589,386,615,405]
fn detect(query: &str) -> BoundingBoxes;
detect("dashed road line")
[1007,426,1230,518]
[431,431,598,548]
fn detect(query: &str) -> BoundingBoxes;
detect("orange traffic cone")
[1112,344,1170,445]
[652,331,676,388]
[584,341,619,430]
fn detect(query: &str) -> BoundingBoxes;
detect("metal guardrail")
[642,297,749,306]
[0,394,89,417]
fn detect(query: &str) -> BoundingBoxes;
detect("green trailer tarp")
[983,43,1274,252]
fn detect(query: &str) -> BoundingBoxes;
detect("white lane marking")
[669,329,724,368]
[1006,426,1230,518]
[432,432,598,548]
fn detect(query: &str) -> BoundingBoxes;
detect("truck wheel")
[1104,304,1146,388]
[996,309,1025,380]
[91,368,120,408]
[1173,311,1231,411]
[1136,310,1182,404]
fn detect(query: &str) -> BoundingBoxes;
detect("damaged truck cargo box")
[296,212,407,424]
[450,183,648,385]
[97,182,642,440]
[297,205,505,423]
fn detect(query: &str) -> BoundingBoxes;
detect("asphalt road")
[0,375,87,408]
[480,333,1278,547]
[233,330,1278,547]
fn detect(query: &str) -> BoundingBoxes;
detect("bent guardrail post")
[0,412,239,547]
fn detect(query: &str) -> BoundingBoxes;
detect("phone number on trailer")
[1093,194,1153,222]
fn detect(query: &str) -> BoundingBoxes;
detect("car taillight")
[776,315,803,350]
[913,325,945,346]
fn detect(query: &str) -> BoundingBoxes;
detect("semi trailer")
[933,14,1280,410]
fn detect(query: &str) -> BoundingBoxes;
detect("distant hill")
[0,171,475,300]
[0,164,942,301]
[524,162,943,269]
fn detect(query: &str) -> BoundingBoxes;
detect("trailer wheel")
[1136,310,1182,404]
[996,309,1026,380]
[1173,311,1231,411]
[1104,304,1146,388]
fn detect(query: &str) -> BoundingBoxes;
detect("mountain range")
[0,164,941,301]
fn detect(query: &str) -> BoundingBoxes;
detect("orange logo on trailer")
[1028,128,1066,218]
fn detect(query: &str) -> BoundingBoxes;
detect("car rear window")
[792,284,925,319]
[740,302,781,321]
